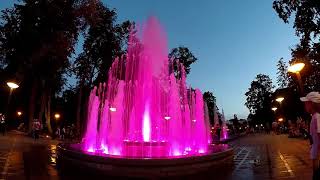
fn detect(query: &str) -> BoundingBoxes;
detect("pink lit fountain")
[57,17,233,177]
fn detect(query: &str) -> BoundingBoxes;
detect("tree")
[73,2,132,134]
[0,0,97,132]
[203,91,217,126]
[245,74,274,123]
[273,0,320,91]
[276,58,290,88]
[168,47,197,79]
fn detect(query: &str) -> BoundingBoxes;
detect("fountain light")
[87,147,95,153]
[109,107,117,112]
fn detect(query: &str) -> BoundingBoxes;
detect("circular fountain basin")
[56,143,234,178]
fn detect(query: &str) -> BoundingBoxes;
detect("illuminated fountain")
[57,17,233,177]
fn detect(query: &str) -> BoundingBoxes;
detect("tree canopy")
[273,0,320,91]
[203,91,217,126]
[276,58,290,88]
[168,47,197,79]
[245,74,274,123]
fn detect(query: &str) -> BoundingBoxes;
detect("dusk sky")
[0,1,299,119]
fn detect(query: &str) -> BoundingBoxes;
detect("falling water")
[82,17,212,158]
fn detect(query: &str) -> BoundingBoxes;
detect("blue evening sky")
[0,1,298,119]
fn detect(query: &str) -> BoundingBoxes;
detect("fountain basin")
[56,143,234,178]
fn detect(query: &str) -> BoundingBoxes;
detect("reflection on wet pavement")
[49,144,57,165]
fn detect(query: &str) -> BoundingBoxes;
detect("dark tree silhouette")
[276,58,290,88]
[245,74,274,124]
[203,91,217,126]
[73,2,132,134]
[169,47,197,79]
[273,0,320,91]
[0,0,98,132]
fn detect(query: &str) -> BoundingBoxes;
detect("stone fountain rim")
[57,143,233,166]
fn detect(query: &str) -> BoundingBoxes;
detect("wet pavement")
[0,132,313,180]
[230,134,312,179]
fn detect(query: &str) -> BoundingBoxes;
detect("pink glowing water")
[82,17,212,157]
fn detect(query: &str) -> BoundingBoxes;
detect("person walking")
[61,126,65,140]
[0,114,6,136]
[55,127,61,140]
[300,92,320,180]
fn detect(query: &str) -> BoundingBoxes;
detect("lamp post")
[5,82,19,118]
[288,62,305,95]
[6,82,19,106]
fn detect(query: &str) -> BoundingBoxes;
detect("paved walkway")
[0,133,59,180]
[230,134,312,180]
[0,132,314,179]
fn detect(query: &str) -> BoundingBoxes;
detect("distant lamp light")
[272,107,277,111]
[288,63,305,73]
[7,82,19,89]
[164,116,171,120]
[192,119,197,122]
[276,97,284,103]
[54,113,60,120]
[17,111,22,116]
[278,118,284,122]
[109,107,117,112]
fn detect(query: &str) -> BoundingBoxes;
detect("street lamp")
[54,113,60,120]
[288,63,305,73]
[288,62,305,95]
[276,97,284,103]
[6,81,19,117]
[271,107,277,111]
[7,82,19,89]
[278,118,284,122]
[17,111,22,117]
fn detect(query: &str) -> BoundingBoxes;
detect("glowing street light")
[17,111,22,116]
[278,118,284,122]
[288,62,305,73]
[7,82,19,89]
[5,81,19,117]
[271,107,277,111]
[164,116,171,120]
[276,97,284,103]
[54,113,60,120]
[288,62,305,95]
